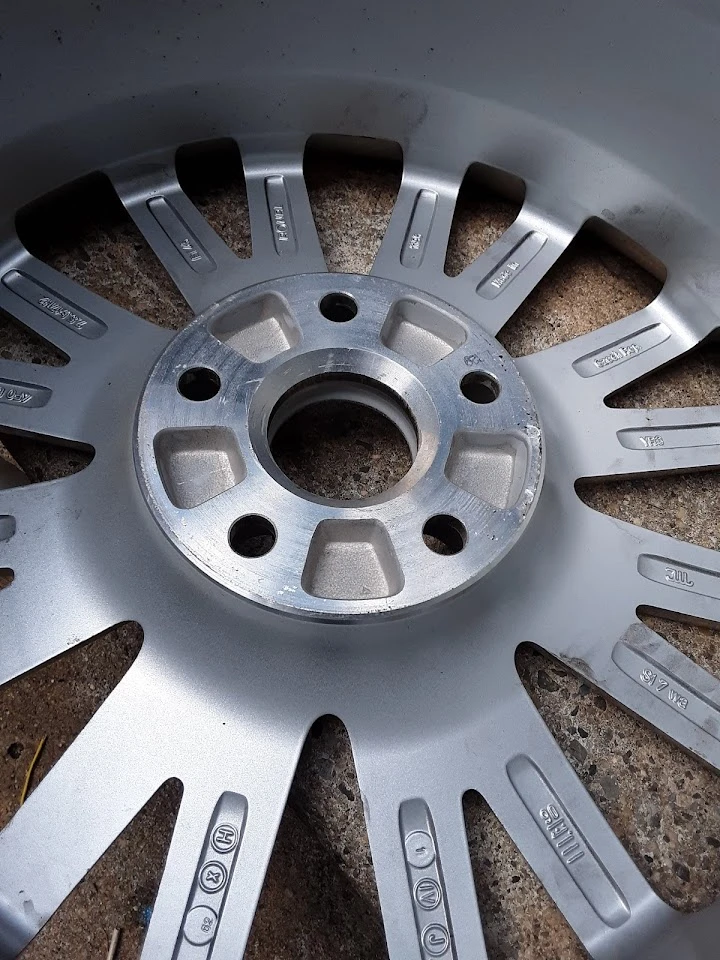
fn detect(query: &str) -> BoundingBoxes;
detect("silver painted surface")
[0,1,719,958]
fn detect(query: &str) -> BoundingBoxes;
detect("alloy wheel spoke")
[452,187,585,337]
[591,621,720,770]
[240,140,327,281]
[0,663,173,957]
[370,160,463,296]
[571,405,720,479]
[109,156,250,314]
[519,283,716,405]
[480,683,674,960]
[0,475,122,686]
[353,742,487,960]
[0,244,164,360]
[618,519,720,625]
[141,718,307,960]
[0,358,99,445]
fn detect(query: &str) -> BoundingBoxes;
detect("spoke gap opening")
[248,715,388,959]
[304,135,403,274]
[499,221,664,359]
[445,163,525,277]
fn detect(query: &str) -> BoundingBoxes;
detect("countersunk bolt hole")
[177,367,221,401]
[422,515,467,556]
[319,292,358,323]
[460,372,500,404]
[229,515,277,558]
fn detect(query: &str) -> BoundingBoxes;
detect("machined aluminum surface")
[1,2,720,959]
[136,273,543,617]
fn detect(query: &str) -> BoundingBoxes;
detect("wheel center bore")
[268,373,416,500]
[134,273,544,619]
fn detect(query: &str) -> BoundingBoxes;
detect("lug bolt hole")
[422,515,467,556]
[177,367,221,402]
[229,515,277,558]
[460,372,500,404]
[319,292,358,323]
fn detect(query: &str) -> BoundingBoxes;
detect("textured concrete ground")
[1,145,720,959]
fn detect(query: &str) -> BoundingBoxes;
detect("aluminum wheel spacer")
[135,273,543,617]
[0,2,720,959]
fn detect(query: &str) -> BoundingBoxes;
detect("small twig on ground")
[107,927,121,960]
[19,735,47,805]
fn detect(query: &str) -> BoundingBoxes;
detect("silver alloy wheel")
[1,2,720,958]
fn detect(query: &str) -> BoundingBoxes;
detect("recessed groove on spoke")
[506,754,631,928]
[613,624,720,745]
[175,139,252,260]
[572,315,672,379]
[2,268,108,340]
[187,730,308,960]
[463,790,587,960]
[0,360,97,445]
[450,201,583,339]
[479,682,672,959]
[608,337,720,409]
[109,159,249,314]
[139,791,247,958]
[371,162,464,286]
[0,253,107,358]
[352,753,486,959]
[304,138,403,274]
[443,191,587,340]
[576,502,720,630]
[474,230,549,300]
[632,529,720,625]
[521,286,716,412]
[641,613,720,681]
[574,406,720,480]
[516,644,720,914]
[240,142,327,276]
[618,413,720,452]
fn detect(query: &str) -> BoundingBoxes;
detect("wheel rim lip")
[1,67,718,287]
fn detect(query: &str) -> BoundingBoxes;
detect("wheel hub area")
[135,273,544,618]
